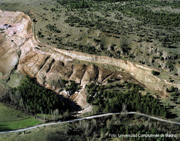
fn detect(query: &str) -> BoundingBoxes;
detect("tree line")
[86,82,173,118]
[1,76,72,115]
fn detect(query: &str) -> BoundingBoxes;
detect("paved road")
[1,112,180,134]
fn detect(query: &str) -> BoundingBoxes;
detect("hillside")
[0,0,180,140]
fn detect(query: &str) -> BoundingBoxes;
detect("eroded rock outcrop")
[0,10,32,80]
[0,9,179,100]
[18,48,134,91]
[69,64,87,83]
[51,48,180,98]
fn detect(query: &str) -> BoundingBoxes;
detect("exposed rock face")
[0,10,32,80]
[18,48,135,90]
[81,64,98,85]
[0,37,18,79]
[0,9,179,100]
[98,67,113,83]
[69,64,87,83]
[51,48,180,98]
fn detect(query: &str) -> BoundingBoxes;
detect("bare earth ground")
[0,9,175,110]
[1,1,180,115]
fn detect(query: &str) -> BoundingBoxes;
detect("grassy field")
[0,123,80,141]
[0,103,41,131]
[0,119,41,131]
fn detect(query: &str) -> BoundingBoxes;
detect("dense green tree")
[86,82,169,118]
[11,76,71,114]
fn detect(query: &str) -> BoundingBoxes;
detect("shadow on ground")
[0,124,11,131]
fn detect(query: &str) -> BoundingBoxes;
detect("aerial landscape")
[0,0,180,140]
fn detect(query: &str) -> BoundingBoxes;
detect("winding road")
[0,112,180,134]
